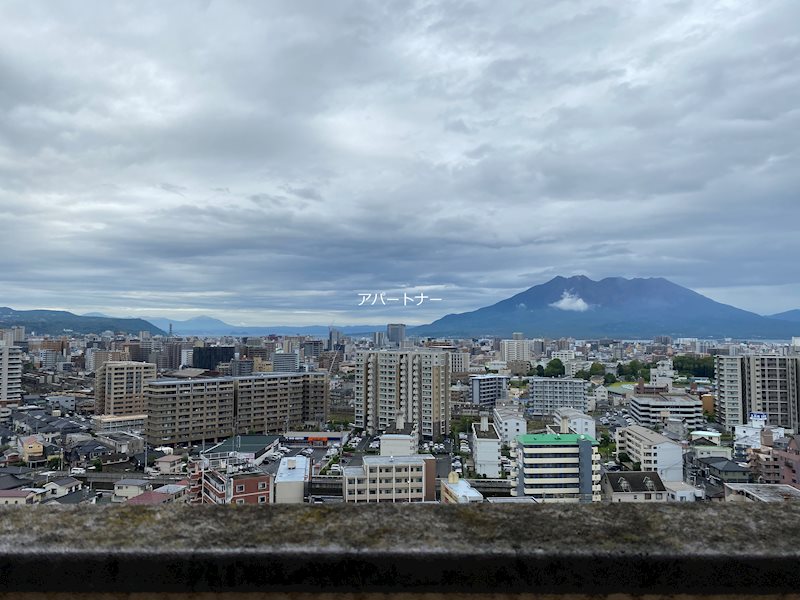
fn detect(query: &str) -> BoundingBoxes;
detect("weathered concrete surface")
[1,504,799,595]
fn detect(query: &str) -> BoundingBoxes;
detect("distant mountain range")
[100,315,382,337]
[769,309,800,323]
[411,276,800,339]
[0,307,165,336]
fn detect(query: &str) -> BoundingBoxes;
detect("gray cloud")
[0,0,799,325]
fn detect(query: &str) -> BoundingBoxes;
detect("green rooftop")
[517,433,598,446]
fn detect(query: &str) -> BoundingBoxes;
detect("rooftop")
[472,422,500,439]
[441,477,483,502]
[517,433,598,446]
[362,454,434,466]
[275,456,310,483]
[204,435,280,456]
[115,479,149,487]
[725,483,800,503]
[126,491,170,505]
[619,425,678,446]
[604,471,667,493]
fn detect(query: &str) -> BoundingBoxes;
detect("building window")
[236,485,245,493]
[258,496,267,504]
[236,499,245,505]
[258,482,267,490]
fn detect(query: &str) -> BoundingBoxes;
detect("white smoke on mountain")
[549,290,590,312]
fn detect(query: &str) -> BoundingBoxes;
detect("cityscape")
[2,0,800,596]
[2,321,800,506]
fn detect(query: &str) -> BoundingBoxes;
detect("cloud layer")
[1,1,799,325]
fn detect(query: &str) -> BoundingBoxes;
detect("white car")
[70,467,86,476]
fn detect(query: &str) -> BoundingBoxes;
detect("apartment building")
[145,372,328,446]
[553,407,596,439]
[472,415,501,478]
[470,374,509,409]
[629,394,704,429]
[354,350,450,439]
[343,454,436,503]
[493,400,527,446]
[515,432,601,503]
[274,456,311,504]
[272,352,300,373]
[95,361,157,416]
[145,377,236,445]
[235,372,328,434]
[615,425,683,483]
[715,355,800,432]
[500,339,531,363]
[449,352,471,373]
[529,377,587,417]
[189,457,272,505]
[0,343,23,419]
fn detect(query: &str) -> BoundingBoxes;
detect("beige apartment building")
[354,350,450,439]
[343,454,436,503]
[95,361,157,416]
[146,372,329,446]
[0,343,23,418]
[235,372,328,434]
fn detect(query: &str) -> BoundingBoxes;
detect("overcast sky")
[1,1,798,326]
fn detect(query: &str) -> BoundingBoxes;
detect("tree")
[92,458,103,472]
[544,359,565,378]
[574,370,591,381]
[589,362,606,377]
[603,373,617,385]
[535,365,545,377]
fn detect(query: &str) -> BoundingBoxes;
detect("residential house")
[112,479,152,503]
[601,471,667,503]
[154,454,184,475]
[42,477,82,499]
[0,489,35,505]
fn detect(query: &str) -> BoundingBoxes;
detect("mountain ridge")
[412,276,799,339]
[0,307,165,336]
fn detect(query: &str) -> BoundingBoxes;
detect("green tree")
[92,459,103,472]
[589,362,606,377]
[574,370,591,381]
[535,365,545,377]
[544,359,565,378]
[603,373,617,385]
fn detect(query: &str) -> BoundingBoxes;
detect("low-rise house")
[664,481,704,502]
[18,435,44,463]
[155,454,184,475]
[112,479,152,503]
[602,472,667,503]
[69,440,116,464]
[698,457,752,485]
[42,477,82,499]
[0,489,36,505]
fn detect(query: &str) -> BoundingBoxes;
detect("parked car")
[70,467,86,476]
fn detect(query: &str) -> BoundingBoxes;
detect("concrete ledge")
[1,504,799,595]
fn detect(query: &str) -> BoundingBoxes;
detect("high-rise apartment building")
[386,324,406,346]
[272,352,300,372]
[515,432,601,503]
[469,374,509,409]
[192,346,235,370]
[146,372,329,445]
[500,339,530,362]
[95,361,157,416]
[529,377,587,417]
[354,349,450,438]
[715,356,800,432]
[0,343,23,419]
[145,377,236,446]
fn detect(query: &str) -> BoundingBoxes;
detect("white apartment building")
[470,374,509,409]
[472,415,501,478]
[629,394,704,429]
[95,361,157,416]
[515,432,601,503]
[650,359,675,392]
[0,343,23,419]
[493,400,527,446]
[529,377,587,417]
[343,454,436,503]
[553,407,596,439]
[353,350,450,439]
[615,425,684,483]
[552,350,576,362]
[715,355,800,432]
[500,339,531,362]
